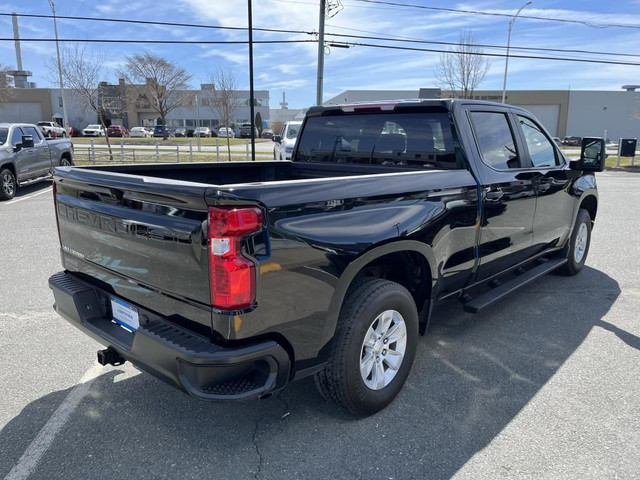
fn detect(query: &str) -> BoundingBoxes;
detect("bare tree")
[0,64,14,103]
[52,44,121,159]
[121,53,192,140]
[434,31,490,99]
[208,67,239,160]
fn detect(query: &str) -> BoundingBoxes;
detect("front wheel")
[557,208,591,276]
[0,168,17,200]
[315,278,418,416]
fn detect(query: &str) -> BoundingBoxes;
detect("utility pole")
[248,0,256,161]
[48,1,69,132]
[316,0,326,106]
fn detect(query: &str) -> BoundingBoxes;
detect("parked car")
[0,123,73,200]
[173,127,187,137]
[261,128,274,139]
[68,126,81,137]
[194,127,213,137]
[37,121,66,138]
[239,123,259,138]
[82,124,105,137]
[562,136,582,146]
[273,121,302,160]
[129,127,152,138]
[218,127,235,138]
[153,125,173,137]
[107,125,129,137]
[48,99,605,416]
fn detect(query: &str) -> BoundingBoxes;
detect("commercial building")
[0,81,270,133]
[324,87,640,141]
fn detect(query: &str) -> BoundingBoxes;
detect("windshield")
[286,124,301,139]
[0,128,7,145]
[37,122,49,126]
[295,110,463,170]
[87,125,100,129]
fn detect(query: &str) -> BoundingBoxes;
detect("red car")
[107,125,129,137]
[68,126,82,137]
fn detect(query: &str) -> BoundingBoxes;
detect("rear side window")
[295,111,462,169]
[517,115,559,167]
[469,111,520,170]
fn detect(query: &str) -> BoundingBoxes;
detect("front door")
[514,114,574,251]
[22,125,52,177]
[10,127,36,181]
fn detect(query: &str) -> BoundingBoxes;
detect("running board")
[463,258,567,313]
[19,175,52,187]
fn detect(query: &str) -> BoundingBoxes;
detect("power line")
[0,12,315,36]
[3,10,640,65]
[324,27,640,60]
[342,41,640,67]
[4,35,640,67]
[350,0,640,29]
[0,38,315,45]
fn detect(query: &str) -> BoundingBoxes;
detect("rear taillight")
[208,206,263,310]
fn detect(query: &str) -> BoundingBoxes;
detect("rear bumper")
[48,271,290,401]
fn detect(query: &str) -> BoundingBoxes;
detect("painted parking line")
[4,363,104,480]
[4,187,52,205]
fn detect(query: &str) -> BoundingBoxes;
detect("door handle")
[537,183,551,193]
[485,189,504,200]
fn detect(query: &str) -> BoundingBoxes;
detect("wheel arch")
[1,162,17,176]
[319,241,437,356]
[579,194,597,224]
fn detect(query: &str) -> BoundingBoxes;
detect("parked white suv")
[37,121,66,138]
[82,124,105,136]
[273,121,302,160]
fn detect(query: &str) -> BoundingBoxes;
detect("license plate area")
[111,297,139,332]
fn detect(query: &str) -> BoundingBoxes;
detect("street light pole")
[49,1,69,132]
[501,1,531,104]
[316,0,326,105]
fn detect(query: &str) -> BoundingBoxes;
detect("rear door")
[463,106,537,281]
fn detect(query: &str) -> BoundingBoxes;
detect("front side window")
[11,127,23,146]
[518,115,559,167]
[469,111,519,170]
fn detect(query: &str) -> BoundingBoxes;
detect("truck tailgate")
[53,167,213,318]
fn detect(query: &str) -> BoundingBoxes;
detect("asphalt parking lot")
[1,171,639,479]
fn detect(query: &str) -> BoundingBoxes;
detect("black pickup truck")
[48,99,605,416]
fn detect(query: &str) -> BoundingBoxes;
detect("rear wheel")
[0,168,17,200]
[557,208,591,276]
[315,278,418,416]
[60,157,72,167]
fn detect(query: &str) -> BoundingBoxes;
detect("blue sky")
[1,1,640,109]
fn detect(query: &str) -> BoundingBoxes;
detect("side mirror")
[22,135,35,149]
[272,135,281,143]
[573,137,606,172]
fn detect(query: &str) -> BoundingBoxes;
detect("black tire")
[60,156,72,167]
[0,168,17,200]
[557,208,591,276]
[315,278,418,416]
